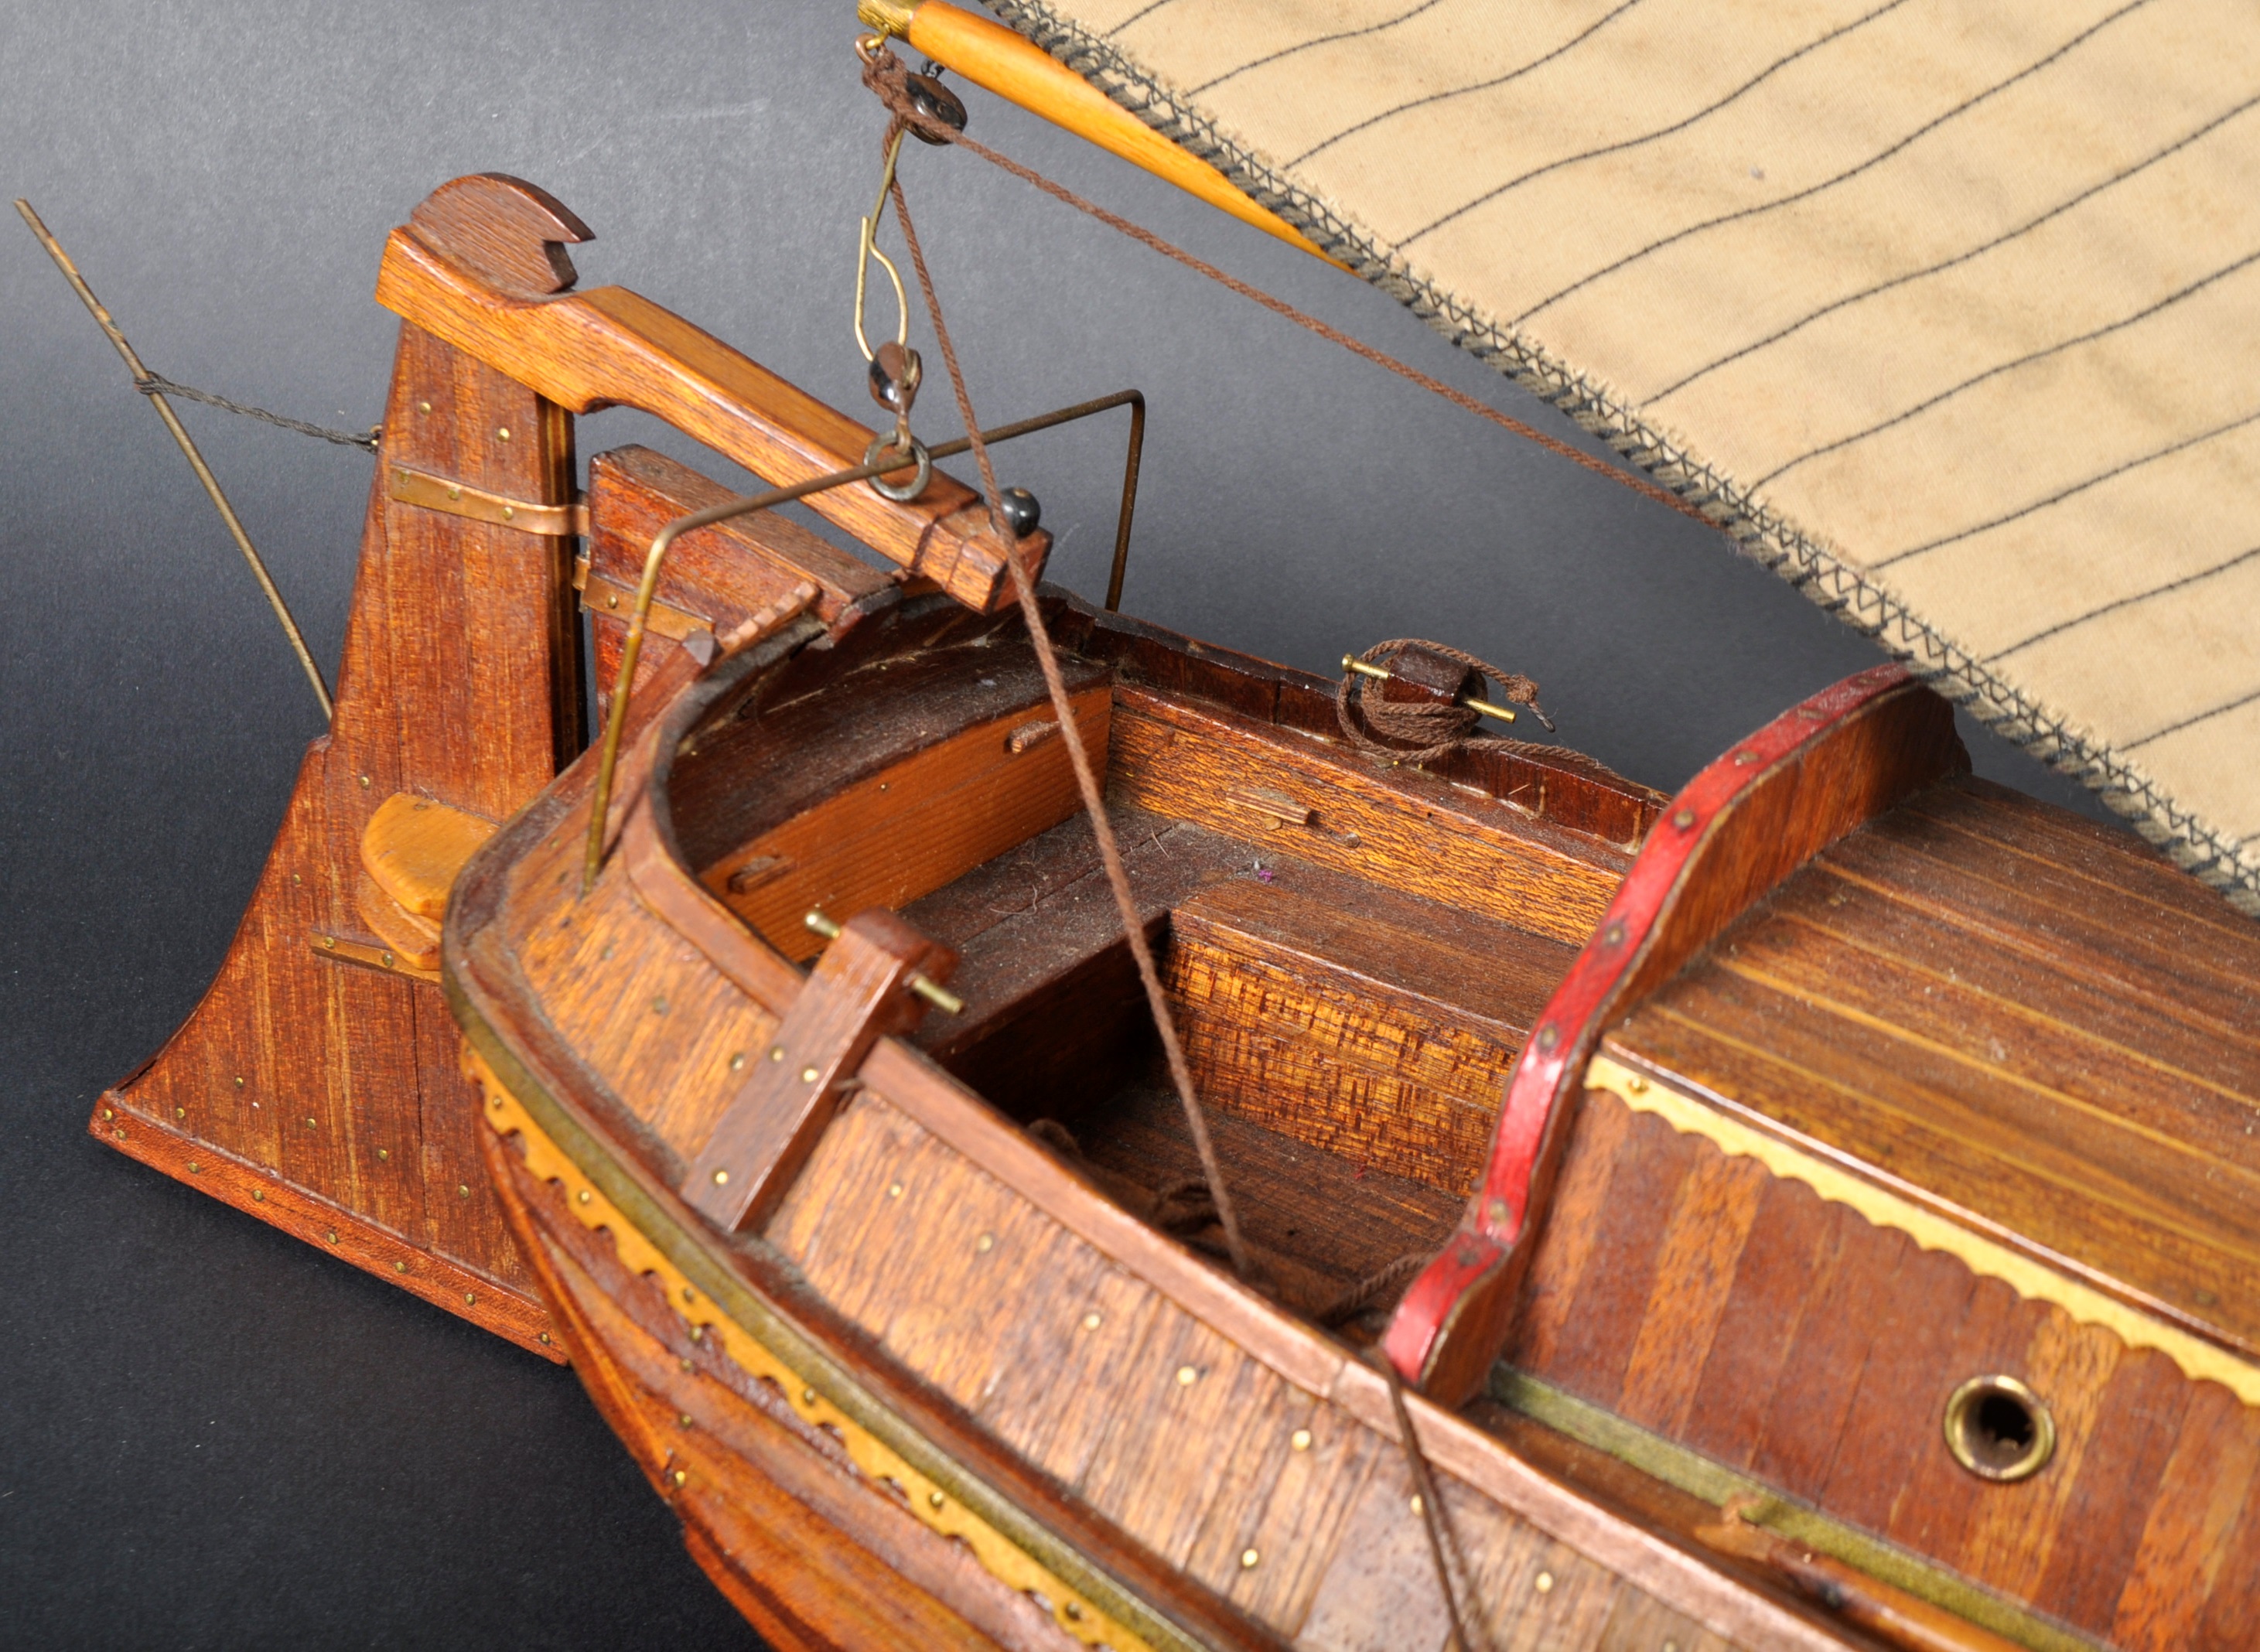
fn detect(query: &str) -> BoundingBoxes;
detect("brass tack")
[928,1490,945,1509]
[679,1357,692,1371]
[1081,1312,1102,1331]
[1535,1024,1558,1052]
[292,872,302,884]
[683,1287,696,1303]
[176,1108,186,1119]
[768,1046,785,1063]
[1176,1365,1200,1387]
[606,593,618,609]
[1673,807,1695,829]
[464,1292,476,1306]
[501,506,515,521]
[305,1117,316,1129]
[251,1189,263,1201]
[1291,1428,1313,1452]
[712,1169,730,1186]
[688,1325,704,1343]
[1240,1548,1260,1570]
[1485,1196,1511,1226]
[458,1183,470,1197]
[394,1261,408,1274]
[1409,1493,1423,1514]
[651,996,668,1015]
[114,1127,126,1139]
[1625,1074,1649,1094]
[377,1148,390,1162]
[323,936,336,949]
[539,1332,552,1345]
[802,1387,817,1405]
[447,484,462,500]
[1534,1570,1554,1594]
[188,1162,201,1174]
[887,1182,905,1199]
[1063,1602,1084,1622]
[103,1108,114,1120]
[326,1230,338,1244]
[234,1077,244,1089]
[380,951,394,968]
[358,774,371,789]
[975,1233,994,1254]
[679,1413,694,1428]
[671,1469,686,1486]
[576,1189,592,1204]
[417,400,431,413]
[800,1066,821,1084]
[497,427,510,441]
[728,1052,746,1071]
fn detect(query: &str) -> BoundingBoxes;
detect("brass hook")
[853,129,912,363]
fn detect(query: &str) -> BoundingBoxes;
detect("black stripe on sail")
[1652,94,2260,404]
[1510,0,2156,326]
[1988,545,2260,663]
[1288,0,1644,168]
[1752,245,2260,493]
[2123,684,2260,752]
[1402,0,1916,248]
[1190,0,1449,96]
[1108,0,1178,37]
[1871,407,2260,570]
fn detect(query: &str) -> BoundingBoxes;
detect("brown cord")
[1336,637,1548,766]
[878,114,1256,1284]
[860,49,1712,530]
[1381,1352,1492,1652]
[1319,1249,1430,1328]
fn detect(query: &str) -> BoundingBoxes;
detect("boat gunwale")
[444,611,1859,1652]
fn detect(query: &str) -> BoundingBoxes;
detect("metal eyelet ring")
[863,435,932,503]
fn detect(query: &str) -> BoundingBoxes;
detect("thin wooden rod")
[15,198,333,721]
[861,0,1347,268]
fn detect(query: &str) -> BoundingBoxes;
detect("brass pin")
[804,910,964,1013]
[1341,654,1517,723]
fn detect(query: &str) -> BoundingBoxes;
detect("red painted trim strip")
[1385,663,1919,1382]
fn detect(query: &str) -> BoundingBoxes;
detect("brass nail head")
[1625,1074,1649,1094]
[176,1107,186,1118]
[102,1108,114,1120]
[1240,1548,1260,1570]
[712,1169,729,1186]
[305,1116,316,1128]
[497,426,510,440]
[576,1189,592,1204]
[250,1188,263,1200]
[326,1230,338,1244]
[359,773,371,789]
[928,1490,945,1509]
[1410,1493,1422,1514]
[802,910,843,940]
[394,1260,407,1273]
[188,1162,201,1174]
[539,1332,552,1345]
[887,1182,905,1199]
[683,1287,695,1303]
[377,1148,390,1161]
[463,1292,476,1306]
[446,485,462,500]
[1290,1428,1313,1452]
[678,1413,694,1428]
[380,951,394,968]
[800,1066,821,1084]
[671,1469,686,1486]
[1081,1311,1102,1331]
[114,1127,125,1139]
[802,1386,817,1405]
[458,1183,471,1196]
[1176,1365,1199,1387]
[728,1052,746,1071]
[501,506,514,521]
[417,400,431,413]
[1534,1570,1555,1594]
[1673,807,1695,828]
[768,1046,784,1063]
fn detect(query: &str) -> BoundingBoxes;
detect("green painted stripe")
[450,980,1215,1652]
[1488,1367,2107,1652]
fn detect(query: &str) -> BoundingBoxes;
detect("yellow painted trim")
[469,1051,1151,1652]
[1584,1053,2260,1407]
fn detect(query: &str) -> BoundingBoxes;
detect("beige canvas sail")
[985,0,2260,914]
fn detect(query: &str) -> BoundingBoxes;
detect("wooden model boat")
[67,0,2259,1643]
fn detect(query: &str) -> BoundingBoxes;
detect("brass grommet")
[1944,1374,2054,1482]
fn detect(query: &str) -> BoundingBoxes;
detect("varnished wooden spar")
[94,174,1046,1351]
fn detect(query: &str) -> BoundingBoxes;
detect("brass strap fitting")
[389,463,589,537]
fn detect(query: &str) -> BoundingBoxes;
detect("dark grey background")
[1,3,2114,1647]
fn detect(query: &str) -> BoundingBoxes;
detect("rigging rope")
[867,49,1493,1647]
[861,49,1713,530]
[132,374,379,452]
[876,101,1257,1284]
